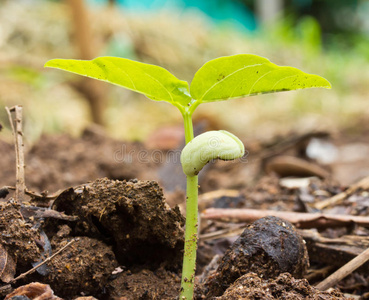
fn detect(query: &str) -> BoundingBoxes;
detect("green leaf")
[45,57,191,107]
[190,54,331,102]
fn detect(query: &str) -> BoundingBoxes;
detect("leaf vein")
[247,70,273,95]
[229,79,246,99]
[143,72,173,102]
[271,74,298,90]
[200,63,263,101]
[101,60,137,90]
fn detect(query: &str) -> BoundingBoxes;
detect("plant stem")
[180,109,199,299]
[183,109,194,144]
[180,175,198,299]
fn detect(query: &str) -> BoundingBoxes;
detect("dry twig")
[4,186,62,200]
[201,208,369,229]
[314,176,369,210]
[5,106,25,203]
[316,247,369,291]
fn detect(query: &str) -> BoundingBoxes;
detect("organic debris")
[4,282,61,300]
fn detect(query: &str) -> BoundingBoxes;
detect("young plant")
[45,54,330,299]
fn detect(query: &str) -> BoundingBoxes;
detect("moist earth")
[0,131,366,299]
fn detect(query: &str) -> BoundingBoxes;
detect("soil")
[44,236,118,298]
[47,178,184,271]
[199,216,309,299]
[1,126,369,299]
[0,202,41,273]
[218,272,347,300]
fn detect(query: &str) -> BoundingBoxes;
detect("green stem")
[180,175,198,299]
[183,110,194,144]
[180,108,198,299]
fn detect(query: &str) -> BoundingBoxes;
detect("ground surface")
[1,124,369,299]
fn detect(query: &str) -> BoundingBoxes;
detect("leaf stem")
[188,99,201,115]
[180,107,199,299]
[182,109,194,144]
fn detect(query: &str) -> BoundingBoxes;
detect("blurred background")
[0,0,368,143]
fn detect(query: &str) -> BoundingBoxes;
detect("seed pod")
[181,130,245,176]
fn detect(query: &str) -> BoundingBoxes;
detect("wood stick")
[314,176,369,210]
[201,208,369,229]
[10,238,79,283]
[5,106,25,203]
[5,186,61,200]
[316,247,369,291]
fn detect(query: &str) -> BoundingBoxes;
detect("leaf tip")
[312,74,332,90]
[319,77,332,89]
[325,80,332,89]
[44,59,57,69]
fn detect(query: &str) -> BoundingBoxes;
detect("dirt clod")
[0,202,41,272]
[107,267,181,300]
[200,216,309,298]
[0,187,9,199]
[44,236,118,298]
[217,272,351,300]
[49,178,185,270]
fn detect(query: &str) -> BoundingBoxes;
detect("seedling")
[45,54,330,299]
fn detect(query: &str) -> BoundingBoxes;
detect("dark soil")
[47,178,185,271]
[107,267,181,299]
[44,236,118,298]
[1,128,369,299]
[0,202,41,272]
[39,177,184,299]
[199,216,309,299]
[0,128,157,193]
[218,272,347,300]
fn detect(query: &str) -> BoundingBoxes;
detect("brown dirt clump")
[47,178,185,270]
[217,272,352,300]
[200,216,309,298]
[0,201,41,271]
[107,267,181,299]
[42,236,118,299]
[0,177,185,299]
